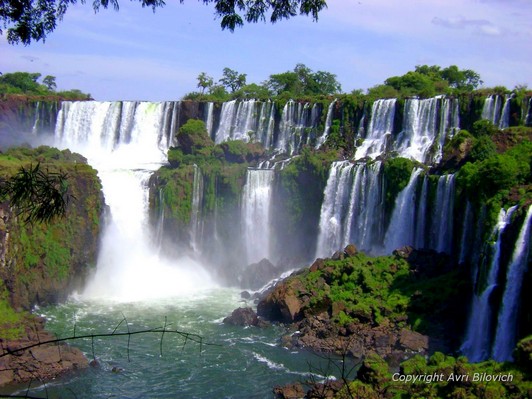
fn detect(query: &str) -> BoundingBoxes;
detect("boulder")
[344,244,358,257]
[223,307,269,327]
[273,382,306,399]
[239,258,280,291]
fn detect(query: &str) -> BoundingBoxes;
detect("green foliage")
[471,119,498,137]
[266,63,342,96]
[219,67,247,93]
[0,162,72,224]
[349,350,532,399]
[383,157,416,215]
[176,119,215,155]
[0,71,90,99]
[458,154,529,201]
[0,280,26,340]
[469,135,497,162]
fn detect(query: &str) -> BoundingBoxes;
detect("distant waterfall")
[242,169,275,264]
[55,101,213,300]
[315,100,336,148]
[354,99,396,160]
[383,168,423,254]
[526,97,532,126]
[429,174,455,253]
[190,164,204,254]
[396,97,459,163]
[459,201,474,264]
[492,206,532,361]
[276,100,318,154]
[414,175,428,249]
[461,206,517,362]
[214,100,275,146]
[481,95,508,127]
[315,161,384,258]
[204,102,214,137]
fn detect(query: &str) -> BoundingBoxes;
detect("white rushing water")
[354,99,396,160]
[492,205,532,361]
[383,168,423,254]
[241,168,275,264]
[54,101,214,302]
[461,206,517,362]
[429,174,455,253]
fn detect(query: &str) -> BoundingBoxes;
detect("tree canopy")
[0,0,328,45]
[0,71,91,99]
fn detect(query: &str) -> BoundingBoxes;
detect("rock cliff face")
[0,147,105,310]
[256,246,467,363]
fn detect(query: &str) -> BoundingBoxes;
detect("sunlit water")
[3,288,340,398]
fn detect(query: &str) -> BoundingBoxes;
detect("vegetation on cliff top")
[0,72,91,100]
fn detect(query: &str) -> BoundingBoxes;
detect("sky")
[1,0,531,101]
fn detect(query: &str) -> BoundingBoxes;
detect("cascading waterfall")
[382,168,423,254]
[315,100,336,148]
[315,161,355,258]
[459,201,474,264]
[214,100,275,146]
[241,168,275,264]
[204,102,214,137]
[396,98,440,163]
[461,206,517,362]
[190,164,204,254]
[414,175,428,249]
[429,174,455,253]
[342,161,384,252]
[54,100,213,301]
[492,206,532,361]
[434,97,460,163]
[315,161,384,258]
[498,95,512,129]
[481,95,503,126]
[354,99,396,160]
[526,97,532,126]
[276,100,315,155]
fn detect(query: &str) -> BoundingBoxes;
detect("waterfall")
[315,161,355,258]
[414,175,428,249]
[190,164,204,254]
[434,97,460,163]
[429,174,455,253]
[258,101,276,148]
[354,99,396,160]
[459,201,474,264]
[382,168,423,254]
[498,95,512,129]
[461,206,517,362]
[342,161,384,253]
[241,168,275,264]
[315,100,336,148]
[526,97,532,126]
[54,101,213,301]
[276,100,313,155]
[492,206,532,361]
[481,95,503,126]
[204,102,214,137]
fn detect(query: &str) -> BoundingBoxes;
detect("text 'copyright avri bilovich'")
[392,372,513,384]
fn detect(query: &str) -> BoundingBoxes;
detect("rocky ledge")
[0,315,88,387]
[251,245,466,363]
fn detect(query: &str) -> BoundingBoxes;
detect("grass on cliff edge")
[294,251,466,335]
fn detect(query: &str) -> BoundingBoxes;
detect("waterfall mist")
[54,101,215,301]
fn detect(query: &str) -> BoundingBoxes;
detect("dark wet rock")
[0,316,88,386]
[223,307,269,328]
[239,258,281,291]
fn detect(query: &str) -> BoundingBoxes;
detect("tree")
[0,163,73,224]
[0,72,42,93]
[266,63,341,96]
[196,72,213,94]
[219,67,247,93]
[1,0,328,45]
[42,75,57,91]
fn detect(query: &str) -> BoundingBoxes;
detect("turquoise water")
[4,288,339,398]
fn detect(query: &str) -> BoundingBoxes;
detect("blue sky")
[1,0,531,101]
